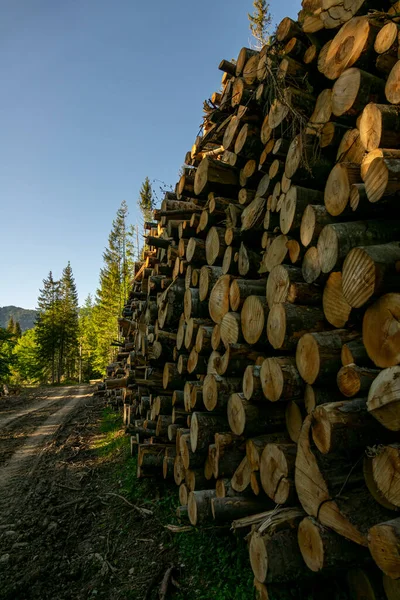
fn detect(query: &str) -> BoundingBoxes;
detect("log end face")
[368,521,400,579]
[359,103,381,152]
[249,531,268,584]
[267,303,286,350]
[190,413,199,452]
[228,393,245,436]
[187,491,197,525]
[261,357,283,402]
[296,334,319,385]
[298,517,324,572]
[203,373,218,411]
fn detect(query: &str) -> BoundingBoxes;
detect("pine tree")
[0,327,15,383]
[92,201,135,372]
[12,328,42,384]
[78,294,100,381]
[35,272,61,383]
[58,262,79,381]
[14,321,22,339]
[138,177,154,223]
[248,0,271,48]
[6,316,15,335]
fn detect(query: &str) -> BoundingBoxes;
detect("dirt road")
[0,386,92,517]
[0,387,175,600]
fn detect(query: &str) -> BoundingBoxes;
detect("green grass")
[96,408,255,599]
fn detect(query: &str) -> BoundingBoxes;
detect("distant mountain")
[0,306,38,332]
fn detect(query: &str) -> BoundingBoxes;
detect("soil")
[0,387,175,600]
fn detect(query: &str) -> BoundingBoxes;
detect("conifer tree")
[14,321,22,339]
[58,262,79,381]
[248,0,271,48]
[138,177,155,223]
[78,294,100,381]
[0,327,15,383]
[35,272,61,383]
[6,316,15,335]
[92,201,135,372]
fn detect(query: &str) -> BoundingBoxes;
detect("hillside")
[0,306,38,331]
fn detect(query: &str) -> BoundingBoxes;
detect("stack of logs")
[101,0,400,597]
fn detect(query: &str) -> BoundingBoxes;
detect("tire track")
[0,386,92,519]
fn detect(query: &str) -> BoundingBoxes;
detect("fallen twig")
[103,492,153,516]
[159,565,175,600]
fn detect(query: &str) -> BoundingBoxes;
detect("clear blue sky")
[0,0,298,310]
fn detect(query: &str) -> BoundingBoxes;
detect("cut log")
[199,265,223,301]
[341,338,372,367]
[359,103,400,151]
[298,516,369,572]
[203,373,242,411]
[186,237,206,264]
[267,303,326,351]
[229,278,267,312]
[280,186,324,233]
[337,128,366,164]
[304,385,343,414]
[295,416,393,547]
[311,397,384,455]
[266,265,322,308]
[236,47,258,76]
[332,68,385,117]
[205,226,226,266]
[163,362,184,390]
[260,442,297,504]
[302,246,322,284]
[194,157,238,197]
[364,444,400,511]
[322,271,352,328]
[337,364,379,398]
[208,274,232,324]
[367,366,400,431]
[220,311,243,347]
[241,196,267,231]
[187,489,216,525]
[342,243,400,308]
[211,496,269,523]
[317,221,400,274]
[386,60,400,104]
[368,519,400,579]
[384,574,400,600]
[324,162,361,216]
[231,455,252,493]
[322,17,377,80]
[249,526,307,584]
[296,329,359,384]
[363,294,400,368]
[241,295,269,345]
[238,242,260,277]
[365,157,400,204]
[227,393,286,436]
[260,234,289,273]
[260,357,304,402]
[190,412,227,452]
[242,364,263,401]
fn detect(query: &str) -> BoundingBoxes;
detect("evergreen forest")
[0,187,154,388]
